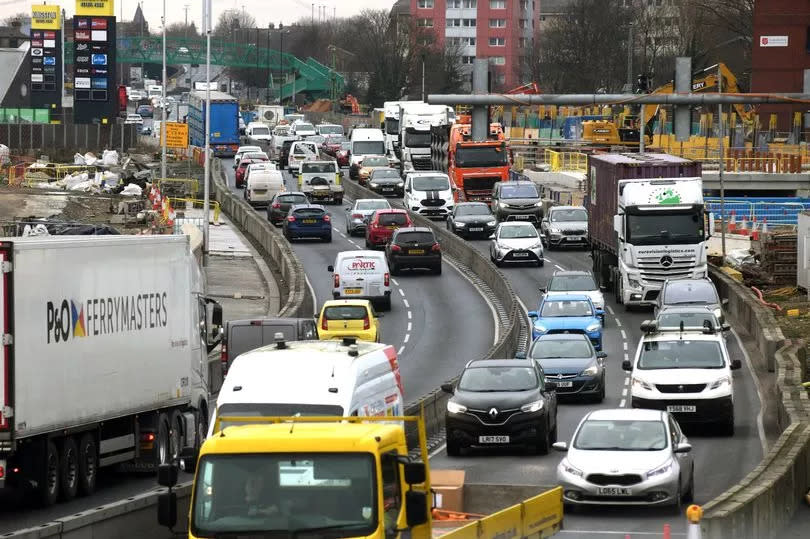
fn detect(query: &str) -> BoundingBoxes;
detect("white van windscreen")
[340,256,383,274]
[218,403,343,417]
[302,162,336,174]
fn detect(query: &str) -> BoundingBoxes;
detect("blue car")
[283,203,332,242]
[527,294,603,350]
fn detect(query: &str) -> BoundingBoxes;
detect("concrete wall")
[702,267,810,539]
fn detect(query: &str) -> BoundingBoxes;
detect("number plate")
[514,215,530,220]
[303,219,317,224]
[253,189,267,194]
[387,226,398,229]
[478,435,510,444]
[555,381,573,388]
[566,236,582,241]
[667,405,697,413]
[344,288,362,295]
[597,487,632,496]
[383,187,394,191]
[469,227,484,232]
[408,249,425,255]
[512,252,530,258]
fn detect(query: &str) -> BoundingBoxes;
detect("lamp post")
[203,0,212,254]
[161,0,167,183]
[421,53,426,102]
[279,24,285,103]
[266,23,271,104]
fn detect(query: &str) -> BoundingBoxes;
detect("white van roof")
[336,250,386,262]
[350,128,385,141]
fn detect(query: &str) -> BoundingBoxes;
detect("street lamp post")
[203,0,212,255]
[279,25,285,104]
[266,24,271,104]
[421,53,426,102]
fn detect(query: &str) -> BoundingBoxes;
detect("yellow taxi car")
[317,299,381,342]
[357,155,392,186]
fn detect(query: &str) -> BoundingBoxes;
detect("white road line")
[444,257,500,346]
[606,305,615,315]
[554,264,566,272]
[624,353,629,360]
[624,378,629,386]
[403,333,410,343]
[620,329,627,340]
[391,278,400,286]
[731,328,769,454]
[615,318,622,327]
[349,240,359,247]
[560,532,686,537]
[403,299,409,308]
[337,231,346,238]
[398,288,405,297]
[407,311,412,320]
[398,346,405,355]
[304,275,318,317]
[620,398,626,407]
[623,342,628,351]
[622,388,627,397]
[407,322,412,331]
[428,442,447,459]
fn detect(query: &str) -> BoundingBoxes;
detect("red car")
[235,155,269,187]
[365,209,413,249]
[335,141,351,167]
[321,135,346,157]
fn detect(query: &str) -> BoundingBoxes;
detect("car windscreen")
[362,157,388,167]
[295,123,315,131]
[371,169,400,179]
[548,274,597,292]
[395,231,435,244]
[540,299,593,317]
[244,153,268,160]
[251,127,270,135]
[218,403,343,418]
[356,200,391,211]
[456,204,491,216]
[293,208,325,218]
[278,194,308,205]
[573,419,667,451]
[638,340,725,370]
[239,147,262,155]
[550,208,587,222]
[457,366,538,392]
[301,162,336,174]
[323,305,368,320]
[385,118,399,135]
[377,213,408,226]
[455,145,508,168]
[663,281,719,306]
[353,141,385,155]
[319,125,343,135]
[657,311,719,330]
[293,144,318,156]
[412,176,450,191]
[498,225,538,239]
[501,184,539,199]
[530,338,593,359]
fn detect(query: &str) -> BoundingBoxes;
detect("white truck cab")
[404,171,454,219]
[398,103,453,174]
[623,318,741,436]
[384,100,421,160]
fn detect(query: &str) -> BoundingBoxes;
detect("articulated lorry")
[430,114,510,204]
[188,90,240,157]
[0,235,222,506]
[398,103,453,174]
[587,153,711,308]
[383,100,421,161]
[158,415,563,538]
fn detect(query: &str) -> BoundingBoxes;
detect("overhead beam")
[427,93,810,106]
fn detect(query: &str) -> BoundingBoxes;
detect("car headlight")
[520,400,545,413]
[497,243,511,251]
[549,227,561,234]
[632,376,653,390]
[499,201,508,208]
[561,459,583,478]
[533,323,548,333]
[396,181,404,186]
[369,182,379,188]
[447,401,467,414]
[456,221,466,227]
[628,278,642,289]
[487,220,497,227]
[530,241,544,250]
[585,322,601,332]
[581,365,599,376]
[710,376,730,390]
[534,201,543,207]
[646,459,673,479]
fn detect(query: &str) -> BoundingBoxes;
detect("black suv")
[267,191,308,226]
[491,180,542,224]
[385,227,442,275]
[442,358,558,456]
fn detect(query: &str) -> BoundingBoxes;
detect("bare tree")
[687,0,753,52]
[1,11,29,29]
[213,9,256,37]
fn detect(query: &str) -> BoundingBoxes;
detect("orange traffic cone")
[728,211,736,233]
[751,218,760,241]
[737,216,749,236]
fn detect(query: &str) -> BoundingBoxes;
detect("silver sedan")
[553,408,694,511]
[344,198,392,236]
[489,222,544,267]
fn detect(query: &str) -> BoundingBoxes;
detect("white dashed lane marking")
[398,289,405,297]
[403,299,409,308]
[620,329,627,340]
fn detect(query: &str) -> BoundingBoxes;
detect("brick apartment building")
[410,0,540,88]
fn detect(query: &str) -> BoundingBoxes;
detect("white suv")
[403,172,454,220]
[623,319,741,436]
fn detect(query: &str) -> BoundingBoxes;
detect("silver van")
[220,317,318,374]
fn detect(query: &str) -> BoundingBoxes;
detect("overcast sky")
[1,0,395,29]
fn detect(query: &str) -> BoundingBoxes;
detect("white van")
[349,128,386,180]
[208,338,405,437]
[287,140,320,173]
[317,123,344,137]
[291,121,317,139]
[404,171,454,219]
[245,122,273,146]
[244,168,285,207]
[328,250,392,311]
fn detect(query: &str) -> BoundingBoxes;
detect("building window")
[417,0,434,8]
[447,0,461,6]
[497,73,506,84]
[520,0,529,10]
[464,37,476,45]
[417,18,434,27]
[806,26,810,54]
[490,0,506,8]
[463,18,477,27]
[447,18,461,26]
[489,37,505,46]
[519,37,530,48]
[464,0,477,7]
[490,56,506,65]
[489,19,506,28]
[519,19,529,29]
[462,56,475,64]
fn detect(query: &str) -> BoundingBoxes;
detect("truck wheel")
[59,437,79,502]
[77,432,98,496]
[169,410,185,461]
[155,413,171,466]
[38,439,60,507]
[195,406,209,450]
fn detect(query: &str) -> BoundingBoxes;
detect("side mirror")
[205,299,223,353]
[622,359,633,371]
[233,165,237,169]
[440,383,454,394]
[527,310,538,319]
[405,491,429,528]
[674,442,692,454]
[327,265,334,272]
[157,463,178,488]
[731,358,742,370]
[722,298,729,306]
[157,492,178,529]
[552,442,568,452]
[538,287,546,294]
[345,206,351,211]
[515,351,527,359]
[597,351,608,359]
[488,234,495,239]
[599,284,607,291]
[722,323,731,332]
[613,214,623,240]
[403,462,426,485]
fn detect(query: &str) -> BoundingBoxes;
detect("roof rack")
[640,319,716,335]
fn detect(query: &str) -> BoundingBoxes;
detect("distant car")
[654,306,730,336]
[447,202,497,239]
[524,333,607,402]
[267,191,308,226]
[317,299,380,343]
[553,408,695,510]
[335,141,351,167]
[365,209,412,249]
[491,180,543,224]
[654,278,727,322]
[234,145,263,167]
[177,46,190,54]
[357,155,390,186]
[540,270,605,323]
[282,203,332,242]
[234,155,269,188]
[489,222,544,267]
[279,139,296,168]
[136,104,154,118]
[345,198,392,236]
[367,168,404,197]
[528,294,603,350]
[442,358,558,456]
[385,227,442,275]
[541,205,589,249]
[321,135,346,157]
[124,113,143,125]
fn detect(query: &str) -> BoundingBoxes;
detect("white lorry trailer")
[383,100,421,161]
[587,153,712,308]
[398,103,453,175]
[0,235,222,506]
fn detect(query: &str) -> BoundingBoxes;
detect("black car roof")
[467,358,536,368]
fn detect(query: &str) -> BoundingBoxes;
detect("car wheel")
[550,423,558,443]
[535,424,550,455]
[721,413,735,437]
[324,234,332,243]
[595,379,606,403]
[494,258,503,268]
[538,259,544,267]
[673,481,684,515]
[446,437,461,457]
[545,234,553,250]
[365,237,371,248]
[434,263,442,276]
[389,263,399,276]
[683,466,695,503]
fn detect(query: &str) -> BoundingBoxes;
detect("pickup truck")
[299,160,344,205]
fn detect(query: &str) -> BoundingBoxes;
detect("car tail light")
[287,215,296,222]
[352,213,363,219]
[334,274,340,287]
[272,202,281,209]
[363,315,370,330]
[384,272,390,286]
[322,316,329,330]
[431,242,441,252]
[323,214,331,222]
[0,464,4,479]
[390,244,401,252]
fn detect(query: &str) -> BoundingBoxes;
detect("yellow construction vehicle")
[156,415,564,538]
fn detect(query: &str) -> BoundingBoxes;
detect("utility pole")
[718,62,726,262]
[203,0,212,255]
[161,1,167,183]
[311,3,314,25]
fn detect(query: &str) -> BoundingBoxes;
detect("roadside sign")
[759,36,788,47]
[163,122,189,148]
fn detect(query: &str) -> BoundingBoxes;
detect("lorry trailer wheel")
[155,413,171,466]
[195,407,209,450]
[38,439,60,507]
[77,433,97,496]
[169,410,185,461]
[59,437,79,501]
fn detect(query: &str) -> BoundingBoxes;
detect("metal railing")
[543,149,588,172]
[169,197,221,232]
[706,199,810,227]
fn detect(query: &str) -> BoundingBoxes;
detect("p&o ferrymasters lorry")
[383,100,421,160]
[188,90,240,157]
[398,103,453,174]
[0,235,222,506]
[587,153,711,308]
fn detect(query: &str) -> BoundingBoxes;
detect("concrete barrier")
[702,266,810,539]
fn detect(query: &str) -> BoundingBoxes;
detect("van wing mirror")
[403,462,426,485]
[327,265,334,272]
[157,463,178,488]
[405,491,429,527]
[204,298,223,353]
[613,214,623,240]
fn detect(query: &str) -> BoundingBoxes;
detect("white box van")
[245,122,273,146]
[404,171,454,219]
[245,168,285,206]
[349,128,386,180]
[208,338,405,437]
[287,140,320,173]
[328,250,392,311]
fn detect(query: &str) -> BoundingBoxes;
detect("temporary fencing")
[705,198,810,229]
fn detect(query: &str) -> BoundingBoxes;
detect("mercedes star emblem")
[660,255,674,267]
[557,373,564,379]
[489,407,498,418]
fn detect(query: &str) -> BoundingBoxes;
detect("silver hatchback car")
[553,408,694,510]
[344,198,392,236]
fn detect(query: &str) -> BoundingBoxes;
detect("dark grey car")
[368,168,405,196]
[540,206,588,249]
[267,191,308,226]
[491,180,543,224]
[522,333,607,403]
[654,278,728,322]
[447,202,498,238]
